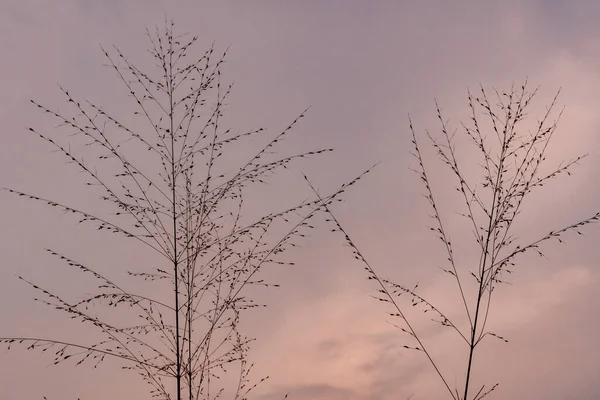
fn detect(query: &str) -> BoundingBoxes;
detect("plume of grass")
[0,20,366,400]
[315,81,599,399]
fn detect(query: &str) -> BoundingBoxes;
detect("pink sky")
[1,1,600,399]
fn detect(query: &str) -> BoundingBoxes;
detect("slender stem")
[187,175,194,400]
[463,279,483,400]
[166,26,182,400]
[463,119,508,400]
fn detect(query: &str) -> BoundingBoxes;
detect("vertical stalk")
[462,268,484,400]
[186,175,194,400]
[167,29,182,400]
[463,138,507,400]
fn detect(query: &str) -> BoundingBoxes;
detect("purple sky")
[1,1,600,399]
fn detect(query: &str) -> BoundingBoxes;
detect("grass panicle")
[0,20,366,400]
[321,81,599,400]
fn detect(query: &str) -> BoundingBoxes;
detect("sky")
[1,1,600,399]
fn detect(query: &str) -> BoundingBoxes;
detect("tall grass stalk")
[313,82,599,399]
[0,21,366,400]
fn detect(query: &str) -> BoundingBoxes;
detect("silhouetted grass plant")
[314,82,599,400]
[0,20,368,400]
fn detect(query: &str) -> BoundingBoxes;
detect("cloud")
[2,2,600,399]
[249,264,599,399]
[259,383,362,400]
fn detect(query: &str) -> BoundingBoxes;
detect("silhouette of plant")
[313,82,599,399]
[0,20,367,400]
